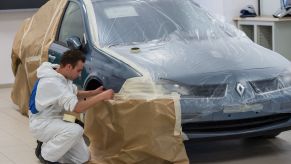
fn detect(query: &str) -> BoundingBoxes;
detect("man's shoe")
[35,140,43,158]
[39,154,60,164]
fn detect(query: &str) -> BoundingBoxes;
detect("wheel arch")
[83,76,103,91]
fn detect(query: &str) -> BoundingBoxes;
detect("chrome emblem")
[236,83,245,97]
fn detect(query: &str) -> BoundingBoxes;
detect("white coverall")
[29,62,90,163]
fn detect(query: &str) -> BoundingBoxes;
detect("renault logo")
[236,83,245,97]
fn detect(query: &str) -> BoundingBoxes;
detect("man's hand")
[99,89,114,100]
[93,86,104,95]
[74,89,115,113]
[77,86,105,99]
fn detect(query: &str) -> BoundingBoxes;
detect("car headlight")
[250,74,291,94]
[119,77,226,98]
[157,79,227,97]
[158,80,192,95]
[280,74,291,88]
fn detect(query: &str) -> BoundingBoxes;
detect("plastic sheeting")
[91,0,291,122]
[11,0,67,115]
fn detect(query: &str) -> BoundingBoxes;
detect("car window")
[58,2,84,45]
[92,0,240,48]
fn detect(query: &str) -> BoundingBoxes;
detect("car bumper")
[183,113,291,141]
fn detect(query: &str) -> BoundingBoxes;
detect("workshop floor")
[0,88,38,164]
[2,87,291,164]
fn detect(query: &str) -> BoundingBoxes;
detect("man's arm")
[77,86,104,99]
[74,89,114,113]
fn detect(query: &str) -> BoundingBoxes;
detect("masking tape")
[63,114,76,123]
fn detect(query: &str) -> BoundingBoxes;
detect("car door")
[48,1,87,87]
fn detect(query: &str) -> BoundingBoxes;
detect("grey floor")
[186,136,291,163]
[0,88,38,164]
[2,87,291,164]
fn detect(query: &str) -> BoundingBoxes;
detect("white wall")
[195,0,258,24]
[0,10,35,85]
[223,0,258,23]
[261,0,280,16]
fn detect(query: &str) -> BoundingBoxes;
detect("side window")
[58,2,85,44]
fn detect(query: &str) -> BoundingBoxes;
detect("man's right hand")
[93,86,104,95]
[100,89,114,100]
[74,89,114,113]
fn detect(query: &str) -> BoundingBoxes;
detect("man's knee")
[81,148,90,163]
[67,123,84,140]
[66,138,90,164]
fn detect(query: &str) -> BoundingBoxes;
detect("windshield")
[92,0,239,47]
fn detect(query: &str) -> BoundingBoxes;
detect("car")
[12,0,291,141]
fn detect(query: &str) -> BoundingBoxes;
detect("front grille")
[182,114,291,133]
[250,78,282,93]
[190,84,227,98]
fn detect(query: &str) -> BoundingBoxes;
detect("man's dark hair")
[60,50,85,68]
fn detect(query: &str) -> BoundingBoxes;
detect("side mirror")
[66,36,82,50]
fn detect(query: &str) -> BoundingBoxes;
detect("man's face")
[65,61,84,80]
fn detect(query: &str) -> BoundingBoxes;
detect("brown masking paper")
[11,0,67,115]
[85,97,189,164]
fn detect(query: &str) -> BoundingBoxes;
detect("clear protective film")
[91,0,291,123]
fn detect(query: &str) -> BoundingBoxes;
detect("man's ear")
[65,64,73,70]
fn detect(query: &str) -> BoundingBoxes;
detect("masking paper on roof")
[11,0,67,115]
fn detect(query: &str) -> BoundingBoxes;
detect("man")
[29,50,114,164]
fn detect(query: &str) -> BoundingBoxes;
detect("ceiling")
[0,0,49,10]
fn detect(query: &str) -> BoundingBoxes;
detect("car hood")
[109,37,291,84]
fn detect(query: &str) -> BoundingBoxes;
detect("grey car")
[48,0,291,140]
